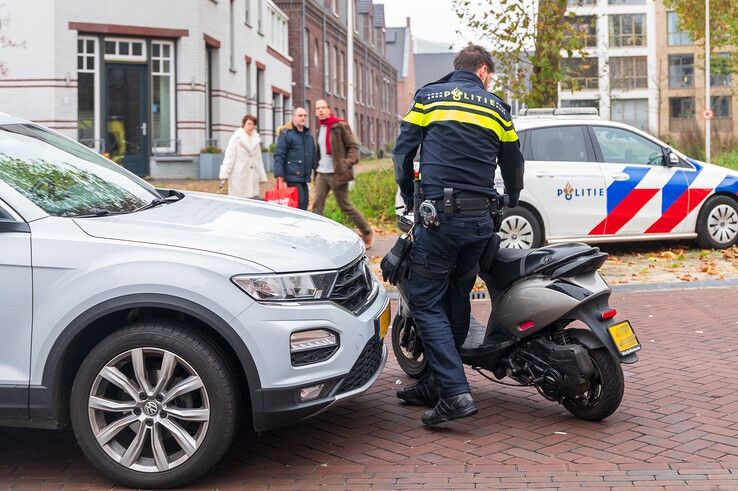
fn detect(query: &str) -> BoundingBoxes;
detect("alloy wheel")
[499,216,535,249]
[87,348,210,473]
[707,204,738,245]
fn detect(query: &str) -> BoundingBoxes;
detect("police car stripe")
[402,108,518,142]
[660,168,702,214]
[590,189,660,235]
[416,100,514,129]
[589,166,652,235]
[645,188,712,234]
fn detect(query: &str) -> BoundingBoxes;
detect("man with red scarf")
[311,99,374,249]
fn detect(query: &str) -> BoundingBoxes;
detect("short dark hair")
[453,45,495,73]
[242,114,258,126]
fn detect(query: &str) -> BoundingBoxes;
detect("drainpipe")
[347,0,355,128]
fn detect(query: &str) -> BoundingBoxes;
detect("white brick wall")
[0,0,292,177]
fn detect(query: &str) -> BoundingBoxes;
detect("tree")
[663,0,738,77]
[453,0,592,107]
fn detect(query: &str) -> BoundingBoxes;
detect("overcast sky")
[378,0,471,49]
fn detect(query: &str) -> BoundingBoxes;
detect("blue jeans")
[406,213,495,397]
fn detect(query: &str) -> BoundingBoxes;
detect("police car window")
[529,126,588,162]
[592,126,664,166]
[0,203,11,220]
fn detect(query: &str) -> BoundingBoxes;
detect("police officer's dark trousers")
[406,212,495,397]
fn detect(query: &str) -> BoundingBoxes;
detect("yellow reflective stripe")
[422,100,513,127]
[403,108,518,142]
[414,102,426,110]
[402,109,426,126]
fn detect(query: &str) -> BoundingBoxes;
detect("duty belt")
[429,192,493,215]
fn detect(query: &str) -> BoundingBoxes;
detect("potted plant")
[199,145,223,179]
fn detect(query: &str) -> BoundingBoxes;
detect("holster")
[380,234,413,286]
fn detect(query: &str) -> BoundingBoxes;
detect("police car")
[397,108,738,250]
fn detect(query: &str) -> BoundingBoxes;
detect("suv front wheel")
[70,321,238,489]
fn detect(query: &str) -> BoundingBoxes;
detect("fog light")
[290,329,338,352]
[299,383,325,402]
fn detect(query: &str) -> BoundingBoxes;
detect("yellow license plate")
[608,320,641,355]
[376,302,391,341]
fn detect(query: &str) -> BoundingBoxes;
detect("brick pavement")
[1,287,738,489]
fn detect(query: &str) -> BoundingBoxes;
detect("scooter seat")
[481,242,603,290]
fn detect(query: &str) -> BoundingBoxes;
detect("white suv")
[0,114,390,488]
[397,109,738,250]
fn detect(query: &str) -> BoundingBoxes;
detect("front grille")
[335,338,383,395]
[291,346,338,366]
[330,257,373,313]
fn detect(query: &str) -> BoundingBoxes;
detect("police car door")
[588,125,688,237]
[524,125,605,239]
[0,198,32,419]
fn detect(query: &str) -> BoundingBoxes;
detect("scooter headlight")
[232,272,337,301]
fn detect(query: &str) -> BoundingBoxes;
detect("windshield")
[0,123,161,217]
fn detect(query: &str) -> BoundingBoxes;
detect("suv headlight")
[232,272,337,301]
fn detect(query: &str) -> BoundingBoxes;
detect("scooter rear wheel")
[391,315,428,379]
[562,346,624,421]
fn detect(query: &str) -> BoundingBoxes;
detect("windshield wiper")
[70,208,114,218]
[133,197,168,213]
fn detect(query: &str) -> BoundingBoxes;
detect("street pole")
[705,0,711,162]
[347,0,355,129]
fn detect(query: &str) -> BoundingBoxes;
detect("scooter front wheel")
[391,314,428,379]
[562,346,624,421]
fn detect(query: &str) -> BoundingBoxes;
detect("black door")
[105,63,148,176]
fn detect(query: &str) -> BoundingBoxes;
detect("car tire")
[499,206,543,249]
[696,195,738,249]
[70,320,238,489]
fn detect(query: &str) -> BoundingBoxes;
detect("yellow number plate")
[376,302,391,341]
[608,320,641,355]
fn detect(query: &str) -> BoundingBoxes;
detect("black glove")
[507,194,519,208]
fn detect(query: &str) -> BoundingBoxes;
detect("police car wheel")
[499,207,542,249]
[696,195,738,249]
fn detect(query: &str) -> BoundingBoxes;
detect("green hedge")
[324,168,397,228]
[714,150,738,171]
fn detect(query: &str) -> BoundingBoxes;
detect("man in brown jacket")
[312,99,374,248]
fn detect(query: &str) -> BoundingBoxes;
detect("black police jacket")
[393,70,524,206]
[273,126,315,183]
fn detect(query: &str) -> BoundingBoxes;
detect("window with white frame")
[331,46,338,95]
[667,11,691,46]
[324,41,330,91]
[151,41,175,153]
[104,38,146,62]
[339,50,345,97]
[303,29,309,85]
[610,99,649,131]
[609,56,647,90]
[267,1,289,56]
[77,36,100,151]
[245,0,251,25]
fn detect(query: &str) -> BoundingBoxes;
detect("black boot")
[396,373,440,406]
[422,393,478,426]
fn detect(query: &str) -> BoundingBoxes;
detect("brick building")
[274,0,398,154]
[386,18,417,124]
[0,0,292,178]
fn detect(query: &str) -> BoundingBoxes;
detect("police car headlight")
[232,272,337,301]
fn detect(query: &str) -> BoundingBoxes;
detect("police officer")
[393,45,524,425]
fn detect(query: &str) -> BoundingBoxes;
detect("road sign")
[703,108,714,120]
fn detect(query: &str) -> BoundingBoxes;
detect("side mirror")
[666,150,680,167]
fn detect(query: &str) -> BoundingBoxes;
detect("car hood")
[73,192,365,272]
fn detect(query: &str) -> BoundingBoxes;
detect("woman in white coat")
[219,115,267,198]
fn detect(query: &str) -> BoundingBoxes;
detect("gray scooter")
[392,213,641,421]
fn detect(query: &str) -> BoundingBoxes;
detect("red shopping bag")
[265,177,299,208]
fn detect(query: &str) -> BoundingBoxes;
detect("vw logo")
[143,401,159,416]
